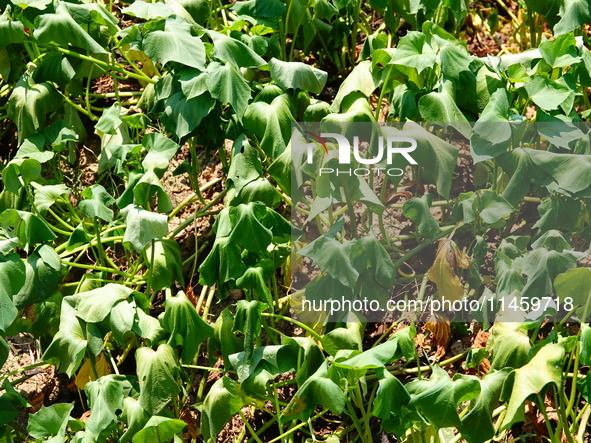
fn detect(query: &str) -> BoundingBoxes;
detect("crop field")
[1,0,591,442]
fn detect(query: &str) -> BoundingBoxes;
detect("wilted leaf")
[136,344,180,415]
[160,291,214,363]
[428,239,470,302]
[501,343,565,429]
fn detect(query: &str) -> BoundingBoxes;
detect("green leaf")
[110,300,137,343]
[499,146,591,204]
[418,86,471,138]
[43,300,88,376]
[78,184,115,222]
[531,229,571,252]
[521,248,577,300]
[303,100,331,121]
[0,251,26,300]
[210,307,245,365]
[227,176,282,208]
[298,237,358,289]
[153,78,214,140]
[475,190,514,225]
[580,324,591,366]
[501,343,565,429]
[95,103,123,135]
[282,336,324,386]
[233,300,267,363]
[330,61,377,111]
[13,244,61,309]
[554,0,591,35]
[228,344,295,386]
[178,68,209,100]
[206,61,251,118]
[407,366,480,429]
[439,42,476,86]
[142,17,206,69]
[0,379,30,427]
[132,416,186,443]
[280,362,345,424]
[0,48,9,81]
[470,90,512,163]
[6,74,63,142]
[0,337,8,367]
[207,30,266,67]
[27,403,74,440]
[459,369,511,443]
[2,158,41,193]
[144,239,184,291]
[390,83,420,121]
[198,235,247,287]
[526,149,591,196]
[15,134,54,163]
[385,123,458,199]
[235,263,274,305]
[335,328,415,373]
[373,370,411,422]
[322,93,375,126]
[31,183,71,215]
[390,31,437,74]
[539,33,582,68]
[85,375,135,437]
[497,149,548,205]
[488,322,531,371]
[33,4,108,54]
[228,202,273,252]
[227,136,263,188]
[122,1,174,19]
[10,0,52,9]
[403,194,440,239]
[134,309,165,344]
[160,291,214,364]
[120,397,150,443]
[201,377,246,442]
[268,58,328,94]
[533,196,582,233]
[133,170,173,213]
[122,205,168,252]
[321,318,364,356]
[554,268,591,319]
[243,93,295,158]
[0,292,17,334]
[268,144,292,192]
[522,75,572,111]
[141,133,179,177]
[136,344,180,415]
[68,284,134,323]
[0,14,24,47]
[351,236,396,293]
[231,0,287,20]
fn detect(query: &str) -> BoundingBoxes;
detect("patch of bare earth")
[164,142,227,272]
[0,334,59,432]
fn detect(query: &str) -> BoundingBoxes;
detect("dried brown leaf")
[425,315,451,361]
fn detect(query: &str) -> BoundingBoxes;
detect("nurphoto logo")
[304,131,418,177]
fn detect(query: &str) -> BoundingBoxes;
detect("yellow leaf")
[428,239,470,302]
[75,353,111,390]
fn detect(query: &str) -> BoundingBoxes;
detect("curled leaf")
[428,239,470,302]
[425,314,451,361]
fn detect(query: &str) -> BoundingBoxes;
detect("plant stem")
[267,410,328,443]
[262,313,323,342]
[61,260,135,279]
